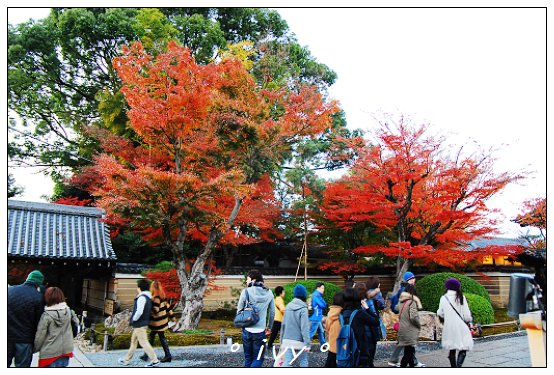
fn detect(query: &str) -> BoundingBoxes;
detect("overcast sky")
[6,6,548,238]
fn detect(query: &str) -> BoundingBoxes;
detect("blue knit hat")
[403,271,416,282]
[293,284,307,299]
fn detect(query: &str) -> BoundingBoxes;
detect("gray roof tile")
[8,200,117,261]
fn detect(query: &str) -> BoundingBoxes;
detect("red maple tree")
[321,116,524,291]
[85,41,338,329]
[513,197,546,250]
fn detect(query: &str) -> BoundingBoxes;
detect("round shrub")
[465,293,494,325]
[282,279,342,315]
[417,272,490,312]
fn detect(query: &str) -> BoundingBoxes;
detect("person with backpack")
[279,284,311,367]
[118,279,159,367]
[139,280,174,363]
[336,287,380,367]
[237,269,275,367]
[267,286,285,352]
[387,271,425,367]
[308,282,327,345]
[396,284,422,367]
[437,278,474,367]
[324,291,344,367]
[33,287,79,367]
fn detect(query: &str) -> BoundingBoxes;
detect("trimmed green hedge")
[465,293,494,325]
[281,280,341,316]
[417,272,490,312]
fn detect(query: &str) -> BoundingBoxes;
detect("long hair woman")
[437,278,474,367]
[34,287,79,367]
[140,280,174,363]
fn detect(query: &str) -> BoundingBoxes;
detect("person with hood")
[118,279,159,367]
[324,291,344,367]
[437,278,474,367]
[388,271,425,367]
[237,269,275,367]
[280,284,311,367]
[308,282,327,345]
[140,280,174,363]
[397,284,422,367]
[8,270,46,367]
[267,286,285,352]
[33,287,79,367]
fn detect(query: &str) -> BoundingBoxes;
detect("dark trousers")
[150,331,171,358]
[7,342,33,367]
[142,331,171,359]
[401,345,416,367]
[267,321,281,349]
[242,329,266,367]
[324,351,337,367]
[367,340,377,367]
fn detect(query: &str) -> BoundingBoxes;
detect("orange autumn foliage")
[321,117,524,270]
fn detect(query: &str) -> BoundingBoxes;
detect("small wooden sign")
[104,299,115,316]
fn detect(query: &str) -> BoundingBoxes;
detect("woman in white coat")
[437,278,474,367]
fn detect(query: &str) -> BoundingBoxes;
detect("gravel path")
[83,332,528,367]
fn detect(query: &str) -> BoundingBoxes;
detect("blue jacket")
[309,290,327,321]
[390,284,407,314]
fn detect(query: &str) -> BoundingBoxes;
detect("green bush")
[417,272,490,312]
[281,280,342,315]
[465,293,494,325]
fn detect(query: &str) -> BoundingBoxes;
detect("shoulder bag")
[234,289,260,328]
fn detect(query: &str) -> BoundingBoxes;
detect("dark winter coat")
[7,282,45,343]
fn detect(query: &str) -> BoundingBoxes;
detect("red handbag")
[393,301,409,331]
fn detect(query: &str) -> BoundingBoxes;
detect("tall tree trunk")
[172,196,244,331]
[393,257,411,294]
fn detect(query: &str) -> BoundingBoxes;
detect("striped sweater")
[148,296,174,331]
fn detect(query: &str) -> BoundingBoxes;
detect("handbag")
[234,289,260,328]
[393,301,409,332]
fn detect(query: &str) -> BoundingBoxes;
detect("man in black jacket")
[7,270,45,367]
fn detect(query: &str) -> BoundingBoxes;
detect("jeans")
[309,320,326,344]
[149,331,171,358]
[282,347,309,367]
[242,329,266,367]
[7,342,33,367]
[45,356,70,367]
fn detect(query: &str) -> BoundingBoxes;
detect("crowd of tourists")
[236,269,475,368]
[8,268,475,368]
